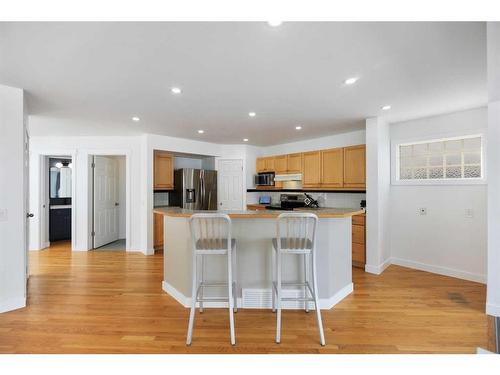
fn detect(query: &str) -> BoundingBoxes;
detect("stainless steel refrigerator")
[170,168,218,210]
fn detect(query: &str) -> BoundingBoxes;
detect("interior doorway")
[91,155,127,250]
[48,157,73,244]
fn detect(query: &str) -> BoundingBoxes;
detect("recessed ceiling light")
[243,138,249,142]
[132,116,140,122]
[381,105,391,110]
[267,21,283,27]
[295,126,302,130]
[344,77,358,85]
[248,112,256,117]
[171,87,182,94]
[197,130,204,134]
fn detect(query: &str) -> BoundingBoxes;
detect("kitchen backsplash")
[247,191,365,209]
[154,192,169,207]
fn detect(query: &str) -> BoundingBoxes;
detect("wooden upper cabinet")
[287,153,303,173]
[274,155,288,174]
[264,157,275,172]
[343,145,366,188]
[154,151,174,190]
[256,157,266,173]
[321,148,344,188]
[302,151,321,187]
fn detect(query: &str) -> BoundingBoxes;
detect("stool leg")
[233,247,238,313]
[227,251,236,345]
[186,253,198,345]
[276,250,282,344]
[304,253,310,313]
[271,248,276,313]
[311,252,325,346]
[199,254,204,313]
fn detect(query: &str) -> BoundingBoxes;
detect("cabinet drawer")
[352,224,365,244]
[352,215,365,226]
[352,243,366,263]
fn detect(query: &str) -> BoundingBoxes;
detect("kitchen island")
[154,207,364,310]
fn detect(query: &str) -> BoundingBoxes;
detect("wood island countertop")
[153,206,365,219]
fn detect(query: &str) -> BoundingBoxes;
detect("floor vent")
[242,288,313,309]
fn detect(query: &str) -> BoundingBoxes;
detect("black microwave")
[254,173,275,186]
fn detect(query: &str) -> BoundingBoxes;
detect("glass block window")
[398,135,482,181]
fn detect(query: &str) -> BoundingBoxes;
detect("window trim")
[391,132,487,186]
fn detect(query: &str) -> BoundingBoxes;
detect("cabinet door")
[287,153,303,173]
[154,213,164,249]
[265,157,275,172]
[321,148,344,187]
[274,155,288,174]
[343,145,366,188]
[302,151,321,187]
[256,157,266,173]
[154,151,174,190]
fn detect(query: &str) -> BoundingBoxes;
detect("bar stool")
[271,212,325,346]
[186,213,237,346]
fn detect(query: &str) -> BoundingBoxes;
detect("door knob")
[27,213,34,218]
[115,202,119,206]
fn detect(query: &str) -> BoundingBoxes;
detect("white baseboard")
[365,258,391,275]
[0,296,26,313]
[320,283,353,309]
[486,302,500,316]
[29,241,50,251]
[162,281,352,310]
[391,257,486,284]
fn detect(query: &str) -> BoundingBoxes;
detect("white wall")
[0,84,26,313]
[486,22,500,316]
[261,130,365,156]
[389,107,488,283]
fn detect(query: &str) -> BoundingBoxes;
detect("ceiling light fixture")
[248,112,256,117]
[267,21,283,27]
[295,126,302,130]
[197,130,205,134]
[171,87,182,94]
[344,77,359,85]
[381,105,391,110]
[132,116,140,122]
[243,138,249,142]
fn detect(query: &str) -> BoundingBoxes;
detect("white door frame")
[30,149,77,252]
[88,150,131,251]
[215,158,245,210]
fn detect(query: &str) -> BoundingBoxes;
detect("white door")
[93,156,119,248]
[218,159,244,210]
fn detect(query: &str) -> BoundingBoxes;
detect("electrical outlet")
[419,207,427,215]
[465,208,474,218]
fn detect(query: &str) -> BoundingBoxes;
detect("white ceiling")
[0,22,487,146]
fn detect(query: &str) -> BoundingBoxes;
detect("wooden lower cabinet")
[352,214,366,268]
[154,213,164,252]
[246,204,268,211]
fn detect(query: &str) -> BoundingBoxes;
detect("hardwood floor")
[0,241,489,353]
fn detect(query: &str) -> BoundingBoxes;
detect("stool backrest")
[189,213,232,251]
[276,212,318,251]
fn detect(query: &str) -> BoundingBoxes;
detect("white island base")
[157,208,360,310]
